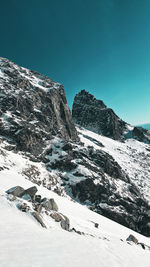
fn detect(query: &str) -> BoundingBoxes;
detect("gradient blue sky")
[1,0,150,125]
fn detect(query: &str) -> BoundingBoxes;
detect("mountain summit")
[72,90,127,140]
[72,90,150,143]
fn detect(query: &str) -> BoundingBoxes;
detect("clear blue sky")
[1,0,150,125]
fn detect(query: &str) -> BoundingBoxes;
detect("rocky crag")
[0,57,78,157]
[72,90,150,143]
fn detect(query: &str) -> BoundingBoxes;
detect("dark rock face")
[72,90,150,143]
[131,127,150,143]
[71,177,150,236]
[55,142,149,237]
[0,57,78,156]
[72,90,127,140]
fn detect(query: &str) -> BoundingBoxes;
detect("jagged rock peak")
[72,90,127,140]
[0,57,79,155]
[72,90,150,144]
[74,89,107,109]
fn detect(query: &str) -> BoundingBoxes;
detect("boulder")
[20,186,38,200]
[71,228,83,235]
[34,204,42,213]
[7,194,16,201]
[41,198,58,211]
[50,211,70,231]
[126,234,138,244]
[6,186,24,197]
[94,223,99,228]
[35,195,41,203]
[60,214,70,231]
[49,198,58,211]
[17,203,30,212]
[21,194,32,202]
[50,212,62,222]
[62,143,73,151]
[32,212,46,228]
[138,243,145,250]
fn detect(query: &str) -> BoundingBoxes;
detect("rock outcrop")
[20,186,38,200]
[44,137,150,237]
[72,90,150,143]
[0,57,78,156]
[5,185,70,230]
[72,90,127,140]
[6,186,25,197]
[41,198,58,211]
[131,127,150,143]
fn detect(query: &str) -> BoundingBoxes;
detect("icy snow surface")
[0,139,150,266]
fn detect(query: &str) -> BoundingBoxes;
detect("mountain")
[0,57,78,157]
[139,124,150,131]
[72,90,150,144]
[72,89,128,140]
[0,58,150,247]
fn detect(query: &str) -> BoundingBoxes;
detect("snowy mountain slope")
[0,137,71,199]
[77,127,150,203]
[0,163,150,267]
[0,58,149,238]
[0,130,149,238]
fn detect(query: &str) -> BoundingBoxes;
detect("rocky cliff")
[72,90,150,143]
[0,57,78,156]
[72,90,127,140]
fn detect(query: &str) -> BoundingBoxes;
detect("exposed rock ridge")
[72,90,150,143]
[0,57,78,156]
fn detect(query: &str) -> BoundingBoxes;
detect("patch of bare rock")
[6,185,70,231]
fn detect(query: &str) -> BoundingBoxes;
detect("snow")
[0,141,150,266]
[1,114,12,129]
[0,69,4,78]
[77,126,150,203]
[18,69,61,93]
[123,123,134,134]
[0,57,61,95]
[0,173,150,266]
